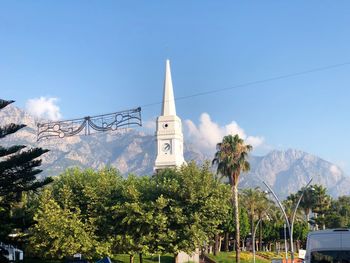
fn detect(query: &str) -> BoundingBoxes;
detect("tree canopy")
[28,163,231,261]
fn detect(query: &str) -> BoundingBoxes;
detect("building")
[154,59,186,171]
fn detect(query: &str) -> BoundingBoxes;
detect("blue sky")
[1,1,350,173]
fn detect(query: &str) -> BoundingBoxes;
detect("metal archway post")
[263,178,313,263]
[290,178,313,263]
[253,218,262,263]
[263,181,291,261]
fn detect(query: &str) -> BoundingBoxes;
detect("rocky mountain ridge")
[1,105,349,198]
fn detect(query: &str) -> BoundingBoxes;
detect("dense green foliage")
[0,99,52,242]
[28,163,231,260]
[28,168,119,259]
[2,107,350,261]
[4,162,350,261]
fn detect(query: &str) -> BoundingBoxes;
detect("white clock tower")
[154,60,186,171]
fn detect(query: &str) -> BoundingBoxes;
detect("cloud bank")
[25,97,62,121]
[184,113,264,153]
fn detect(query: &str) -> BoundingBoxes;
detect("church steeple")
[162,59,176,116]
[154,60,186,171]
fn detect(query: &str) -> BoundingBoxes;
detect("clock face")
[162,142,171,152]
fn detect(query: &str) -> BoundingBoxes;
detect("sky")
[1,1,350,173]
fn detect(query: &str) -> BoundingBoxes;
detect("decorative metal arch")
[37,107,142,141]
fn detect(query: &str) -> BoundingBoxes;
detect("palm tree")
[255,191,274,251]
[213,134,252,263]
[241,188,261,237]
[311,185,331,230]
[282,198,305,226]
[298,187,314,227]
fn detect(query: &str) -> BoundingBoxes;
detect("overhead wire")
[139,61,350,109]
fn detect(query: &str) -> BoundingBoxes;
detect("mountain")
[241,149,350,198]
[0,105,209,178]
[1,105,349,198]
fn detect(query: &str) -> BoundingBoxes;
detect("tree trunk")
[259,219,263,251]
[306,208,310,229]
[139,253,143,263]
[314,213,319,230]
[219,235,223,252]
[296,240,300,252]
[224,232,229,251]
[130,255,134,263]
[214,233,219,255]
[322,214,326,230]
[233,182,240,263]
[250,215,254,243]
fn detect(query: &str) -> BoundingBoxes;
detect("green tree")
[50,167,123,239]
[239,207,250,250]
[111,175,157,263]
[311,195,348,229]
[28,167,122,259]
[296,187,315,228]
[29,164,231,262]
[220,205,250,252]
[240,188,261,237]
[262,221,281,251]
[150,162,231,262]
[212,134,252,263]
[0,99,51,241]
[281,198,304,226]
[255,191,274,251]
[310,185,331,230]
[292,222,308,250]
[28,190,102,260]
[327,196,350,227]
[241,188,275,251]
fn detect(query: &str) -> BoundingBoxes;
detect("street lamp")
[253,215,270,263]
[263,178,313,263]
[252,218,262,263]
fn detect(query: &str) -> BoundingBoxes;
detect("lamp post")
[253,215,271,263]
[252,218,262,263]
[284,223,288,262]
[263,178,313,263]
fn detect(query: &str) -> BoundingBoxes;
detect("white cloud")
[184,112,264,153]
[246,136,265,147]
[330,164,342,177]
[25,97,62,121]
[143,119,156,130]
[142,117,157,134]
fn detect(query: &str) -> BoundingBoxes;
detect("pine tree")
[0,99,52,239]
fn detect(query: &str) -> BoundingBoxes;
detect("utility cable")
[140,61,350,109]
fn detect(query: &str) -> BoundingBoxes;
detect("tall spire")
[161,59,176,116]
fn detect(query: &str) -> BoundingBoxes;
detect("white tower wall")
[154,60,186,171]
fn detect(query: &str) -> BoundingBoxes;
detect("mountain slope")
[240,149,350,198]
[1,105,349,198]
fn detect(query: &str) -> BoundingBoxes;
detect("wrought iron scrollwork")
[37,107,142,141]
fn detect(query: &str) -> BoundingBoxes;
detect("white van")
[305,229,350,263]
